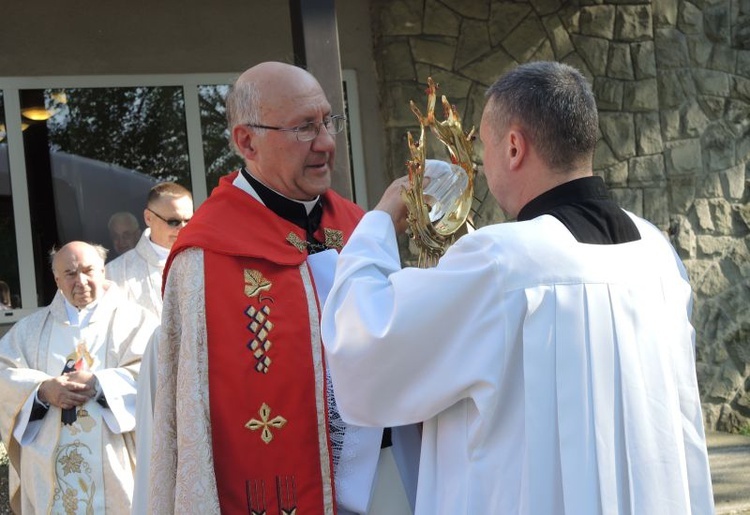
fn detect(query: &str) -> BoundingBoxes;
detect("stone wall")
[370,0,750,430]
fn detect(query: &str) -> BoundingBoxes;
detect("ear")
[143,208,153,228]
[507,128,527,171]
[232,125,257,161]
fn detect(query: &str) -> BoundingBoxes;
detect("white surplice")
[106,229,166,515]
[106,228,167,320]
[321,210,715,515]
[0,283,158,514]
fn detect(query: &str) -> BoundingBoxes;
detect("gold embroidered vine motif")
[54,441,95,514]
[245,269,273,301]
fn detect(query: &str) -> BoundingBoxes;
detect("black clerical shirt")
[517,176,641,245]
[241,168,327,253]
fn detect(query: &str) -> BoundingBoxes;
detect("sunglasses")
[147,207,191,228]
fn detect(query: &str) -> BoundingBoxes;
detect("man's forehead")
[111,219,138,232]
[55,247,103,271]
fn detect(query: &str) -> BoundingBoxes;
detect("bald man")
[148,62,414,514]
[0,241,158,514]
[108,211,142,258]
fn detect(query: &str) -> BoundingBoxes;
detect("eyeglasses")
[245,115,347,142]
[147,207,190,228]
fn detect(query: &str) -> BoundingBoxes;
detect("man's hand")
[373,175,415,235]
[38,373,96,410]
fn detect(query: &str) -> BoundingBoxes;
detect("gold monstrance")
[402,77,477,268]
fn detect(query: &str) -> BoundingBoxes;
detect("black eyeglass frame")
[146,207,191,228]
[245,115,347,142]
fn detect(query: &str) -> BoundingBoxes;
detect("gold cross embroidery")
[245,403,287,444]
[286,232,307,253]
[287,229,344,252]
[323,228,343,250]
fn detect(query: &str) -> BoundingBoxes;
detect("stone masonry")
[370,0,750,431]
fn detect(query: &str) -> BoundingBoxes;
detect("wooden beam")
[290,0,354,201]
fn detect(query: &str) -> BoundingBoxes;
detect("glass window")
[0,92,21,310]
[21,86,192,304]
[199,85,244,193]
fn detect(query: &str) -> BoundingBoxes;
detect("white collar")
[62,295,99,327]
[146,235,171,264]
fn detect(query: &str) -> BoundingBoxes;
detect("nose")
[311,125,337,151]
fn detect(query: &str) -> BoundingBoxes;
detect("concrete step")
[708,431,750,515]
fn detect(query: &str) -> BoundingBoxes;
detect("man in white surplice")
[105,181,193,514]
[0,241,158,514]
[106,181,193,320]
[321,61,715,514]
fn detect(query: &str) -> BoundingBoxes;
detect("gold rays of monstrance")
[402,77,477,268]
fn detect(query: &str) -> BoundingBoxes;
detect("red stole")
[165,172,363,514]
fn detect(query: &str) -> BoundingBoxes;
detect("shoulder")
[323,190,365,217]
[106,248,140,275]
[164,248,205,293]
[111,291,159,327]
[2,307,50,342]
[458,216,569,252]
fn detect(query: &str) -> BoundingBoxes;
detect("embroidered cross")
[286,228,345,253]
[286,232,308,253]
[245,403,287,444]
[323,228,343,249]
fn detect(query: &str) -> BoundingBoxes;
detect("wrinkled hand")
[38,372,96,410]
[374,175,424,235]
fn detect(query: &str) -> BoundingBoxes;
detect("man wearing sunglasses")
[106,181,192,514]
[147,62,408,515]
[106,181,193,319]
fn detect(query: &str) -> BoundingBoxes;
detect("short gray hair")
[226,78,264,156]
[485,61,599,172]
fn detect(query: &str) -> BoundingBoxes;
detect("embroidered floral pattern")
[244,269,273,300]
[245,403,287,444]
[60,448,85,475]
[323,228,344,250]
[54,441,95,514]
[62,488,79,514]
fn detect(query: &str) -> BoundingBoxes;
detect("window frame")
[0,70,365,319]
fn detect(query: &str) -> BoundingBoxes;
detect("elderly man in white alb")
[108,211,142,259]
[105,181,192,513]
[0,241,158,514]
